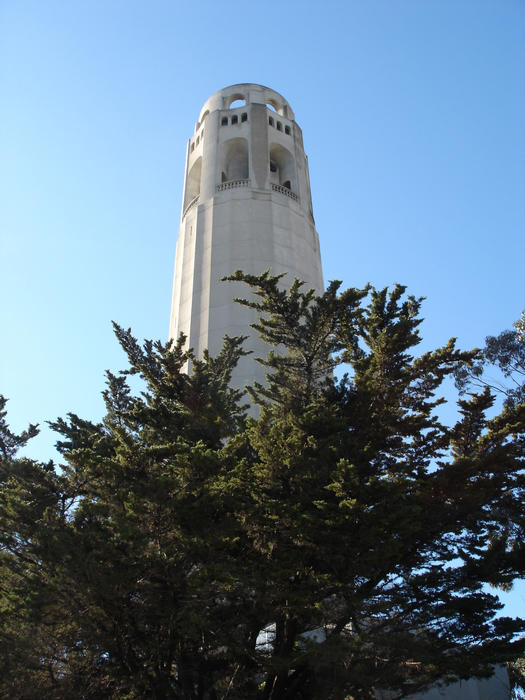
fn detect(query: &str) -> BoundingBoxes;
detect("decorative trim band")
[271,184,298,201]
[216,179,251,191]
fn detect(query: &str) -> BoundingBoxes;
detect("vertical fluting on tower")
[169,84,323,390]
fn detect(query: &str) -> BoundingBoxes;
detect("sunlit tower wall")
[169,84,324,389]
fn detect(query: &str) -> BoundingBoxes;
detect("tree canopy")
[455,309,525,409]
[1,276,524,699]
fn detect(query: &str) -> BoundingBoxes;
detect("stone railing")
[272,184,298,201]
[216,179,251,191]
[182,195,199,218]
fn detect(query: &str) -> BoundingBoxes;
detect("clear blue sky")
[1,1,524,612]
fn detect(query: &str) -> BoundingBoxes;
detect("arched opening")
[231,115,238,125]
[269,143,296,192]
[266,100,287,117]
[185,156,202,209]
[221,116,228,126]
[220,138,249,182]
[227,94,246,109]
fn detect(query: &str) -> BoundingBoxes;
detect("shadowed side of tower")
[169,84,324,390]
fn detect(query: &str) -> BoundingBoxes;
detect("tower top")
[196,83,295,130]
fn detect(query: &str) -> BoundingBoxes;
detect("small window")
[196,136,200,145]
[270,161,277,173]
[231,115,238,125]
[269,117,274,127]
[285,125,291,135]
[241,112,247,122]
[201,129,204,138]
[221,117,228,126]
[276,122,282,131]
[191,143,195,152]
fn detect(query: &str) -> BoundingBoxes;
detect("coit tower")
[169,84,324,389]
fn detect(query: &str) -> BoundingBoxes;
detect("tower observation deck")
[169,84,324,390]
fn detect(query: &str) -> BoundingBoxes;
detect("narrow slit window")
[270,161,277,173]
[276,122,282,131]
[241,112,247,122]
[191,143,195,152]
[269,116,274,126]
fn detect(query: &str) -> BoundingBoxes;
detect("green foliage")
[509,656,525,699]
[225,273,524,698]
[0,282,523,699]
[455,310,525,408]
[0,395,38,460]
[0,399,66,698]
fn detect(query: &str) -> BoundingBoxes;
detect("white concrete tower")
[169,84,324,389]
